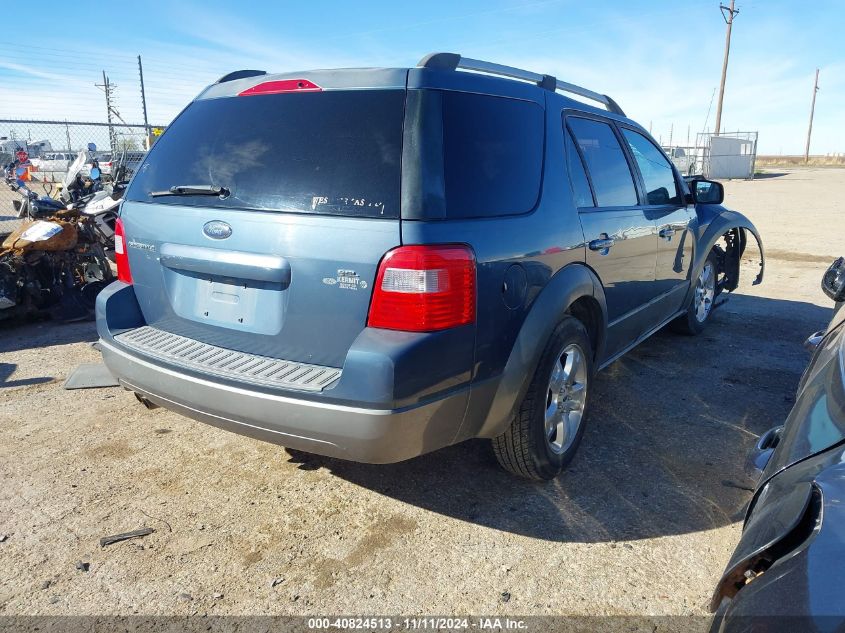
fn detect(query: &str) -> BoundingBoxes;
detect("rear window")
[441,91,544,218]
[126,90,405,218]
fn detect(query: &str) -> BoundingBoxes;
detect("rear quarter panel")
[401,92,588,439]
[400,92,585,383]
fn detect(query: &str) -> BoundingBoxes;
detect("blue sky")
[1,0,842,154]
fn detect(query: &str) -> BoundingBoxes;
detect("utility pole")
[95,71,117,150]
[804,68,820,163]
[138,55,151,149]
[714,0,739,136]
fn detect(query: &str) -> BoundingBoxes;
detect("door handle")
[659,228,676,239]
[588,237,615,251]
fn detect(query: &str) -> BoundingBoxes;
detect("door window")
[565,129,595,208]
[622,129,682,205]
[568,117,637,207]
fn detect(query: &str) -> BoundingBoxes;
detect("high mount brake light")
[237,79,322,96]
[368,245,476,332]
[114,218,132,284]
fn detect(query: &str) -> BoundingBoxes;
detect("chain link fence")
[1,119,164,234]
[663,131,759,180]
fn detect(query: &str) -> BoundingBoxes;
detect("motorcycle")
[60,144,128,254]
[4,159,66,220]
[5,143,124,254]
[1,160,114,322]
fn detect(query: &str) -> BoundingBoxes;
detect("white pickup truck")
[30,152,77,177]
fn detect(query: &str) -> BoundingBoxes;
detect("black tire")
[493,316,593,480]
[672,249,722,335]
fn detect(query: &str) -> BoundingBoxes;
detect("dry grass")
[757,155,845,167]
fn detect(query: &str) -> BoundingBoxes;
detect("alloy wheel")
[544,343,588,455]
[694,261,716,323]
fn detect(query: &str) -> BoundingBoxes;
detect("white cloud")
[1,4,841,155]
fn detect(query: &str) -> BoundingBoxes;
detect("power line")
[0,47,231,79]
[702,87,717,133]
[0,42,138,61]
[714,0,739,136]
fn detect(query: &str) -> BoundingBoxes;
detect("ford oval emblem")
[203,220,232,240]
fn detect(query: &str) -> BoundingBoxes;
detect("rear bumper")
[99,338,468,463]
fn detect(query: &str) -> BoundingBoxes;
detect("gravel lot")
[1,169,843,621]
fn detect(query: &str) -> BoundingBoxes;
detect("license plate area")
[200,278,251,324]
[162,269,286,334]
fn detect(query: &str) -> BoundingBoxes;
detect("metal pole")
[714,0,738,136]
[98,70,117,150]
[138,55,150,149]
[750,134,758,180]
[804,68,820,163]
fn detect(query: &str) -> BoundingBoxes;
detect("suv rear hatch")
[120,74,406,369]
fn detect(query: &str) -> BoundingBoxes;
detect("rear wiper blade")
[150,184,229,198]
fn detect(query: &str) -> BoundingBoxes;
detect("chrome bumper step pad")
[114,326,341,392]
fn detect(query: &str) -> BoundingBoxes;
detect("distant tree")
[114,135,140,152]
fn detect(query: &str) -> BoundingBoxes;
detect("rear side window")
[126,90,405,218]
[568,117,637,207]
[622,129,682,205]
[442,92,544,218]
[565,129,595,208]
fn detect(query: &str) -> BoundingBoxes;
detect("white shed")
[708,135,755,179]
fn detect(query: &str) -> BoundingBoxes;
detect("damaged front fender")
[691,206,765,301]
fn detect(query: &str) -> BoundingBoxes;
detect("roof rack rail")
[417,52,625,117]
[216,69,267,84]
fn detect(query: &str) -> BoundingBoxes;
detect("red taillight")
[238,79,322,96]
[114,218,132,284]
[368,245,476,332]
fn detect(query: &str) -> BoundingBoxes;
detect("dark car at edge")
[711,257,845,631]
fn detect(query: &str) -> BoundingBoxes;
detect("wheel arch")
[687,208,765,306]
[472,263,608,439]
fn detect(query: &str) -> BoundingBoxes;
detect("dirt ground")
[0,169,843,620]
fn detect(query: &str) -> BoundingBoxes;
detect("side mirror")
[745,425,783,484]
[822,257,845,302]
[693,179,724,205]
